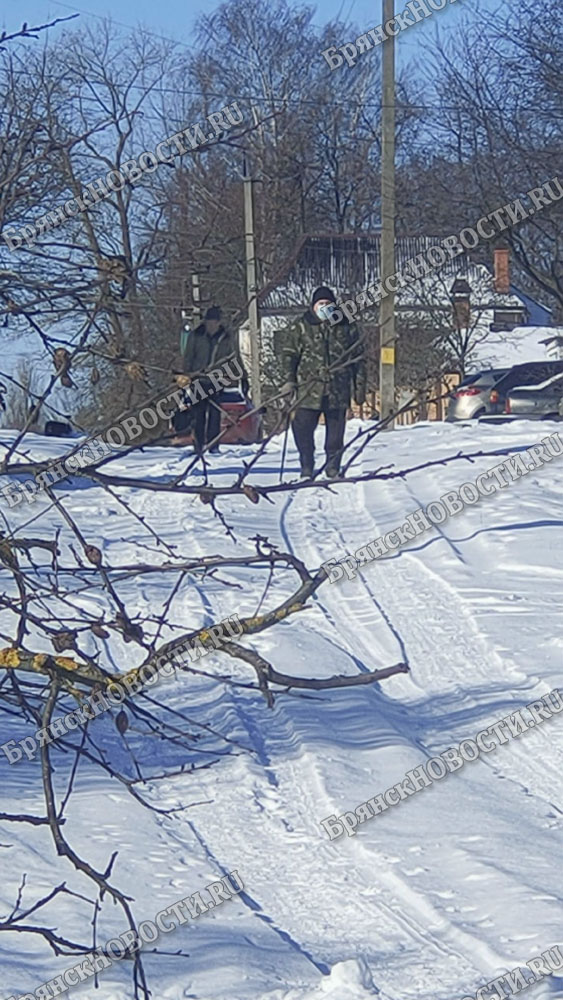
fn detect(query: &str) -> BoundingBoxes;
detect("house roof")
[469,326,563,369]
[258,233,547,322]
[509,285,552,327]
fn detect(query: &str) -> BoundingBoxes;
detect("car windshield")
[462,370,505,387]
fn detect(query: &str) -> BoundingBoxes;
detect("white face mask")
[315,303,337,322]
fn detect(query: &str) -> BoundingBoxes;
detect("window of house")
[491,308,526,331]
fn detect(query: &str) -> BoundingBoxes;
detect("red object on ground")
[219,395,262,443]
[171,391,262,446]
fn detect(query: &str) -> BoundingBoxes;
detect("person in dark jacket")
[280,286,366,478]
[176,305,248,454]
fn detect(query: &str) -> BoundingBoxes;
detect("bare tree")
[407,0,562,318]
[0,18,268,437]
[158,0,420,318]
[0,14,78,49]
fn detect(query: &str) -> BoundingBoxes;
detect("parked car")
[44,420,73,437]
[170,388,262,446]
[447,369,510,421]
[505,369,563,419]
[489,360,563,415]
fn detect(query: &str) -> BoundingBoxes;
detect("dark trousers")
[193,397,222,452]
[291,399,347,472]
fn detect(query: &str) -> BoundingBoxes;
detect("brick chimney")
[494,248,510,294]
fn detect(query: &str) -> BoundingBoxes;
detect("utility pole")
[191,272,201,325]
[180,272,201,357]
[243,157,262,407]
[379,0,396,428]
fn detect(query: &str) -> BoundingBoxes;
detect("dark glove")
[199,375,213,395]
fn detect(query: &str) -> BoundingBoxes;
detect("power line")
[2,13,540,116]
[39,0,200,52]
[0,68,528,114]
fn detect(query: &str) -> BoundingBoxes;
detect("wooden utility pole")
[243,159,262,407]
[379,0,396,428]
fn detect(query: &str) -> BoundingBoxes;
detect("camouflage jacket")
[281,310,366,410]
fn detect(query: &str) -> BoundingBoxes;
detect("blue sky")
[4,0,502,67]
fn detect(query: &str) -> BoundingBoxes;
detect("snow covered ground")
[1,417,563,1000]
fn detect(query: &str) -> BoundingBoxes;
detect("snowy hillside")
[1,418,563,1000]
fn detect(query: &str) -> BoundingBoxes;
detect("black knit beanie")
[205,305,222,321]
[311,286,337,307]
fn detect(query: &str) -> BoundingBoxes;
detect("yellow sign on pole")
[381,346,395,365]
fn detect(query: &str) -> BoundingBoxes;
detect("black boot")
[325,464,341,479]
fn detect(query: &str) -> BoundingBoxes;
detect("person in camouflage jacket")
[280,286,366,478]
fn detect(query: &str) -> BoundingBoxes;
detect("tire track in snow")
[164,810,330,975]
[274,481,519,990]
[295,473,563,820]
[278,463,563,978]
[139,480,488,998]
[136,450,563,997]
[281,494,528,979]
[138,491,354,990]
